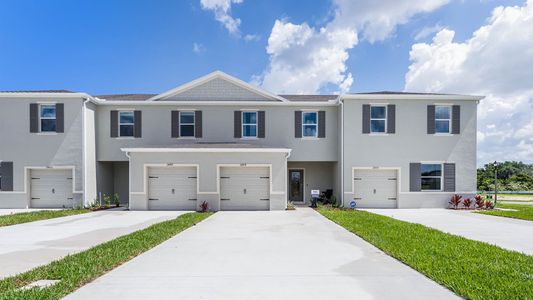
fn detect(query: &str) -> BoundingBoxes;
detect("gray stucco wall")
[0,96,85,208]
[95,105,339,162]
[342,99,478,208]
[128,151,288,211]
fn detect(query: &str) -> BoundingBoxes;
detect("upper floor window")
[302,111,318,138]
[119,111,135,137]
[40,105,57,132]
[435,106,451,133]
[179,111,195,137]
[370,105,387,133]
[242,111,257,138]
[421,163,442,191]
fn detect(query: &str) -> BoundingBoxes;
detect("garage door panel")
[220,167,270,211]
[31,169,73,208]
[148,167,197,210]
[354,169,397,209]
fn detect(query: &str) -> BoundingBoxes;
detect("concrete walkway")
[365,209,533,255]
[66,208,457,300]
[0,210,187,278]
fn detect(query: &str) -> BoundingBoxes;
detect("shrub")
[286,201,295,210]
[112,193,120,207]
[103,194,111,206]
[474,195,484,209]
[449,194,463,209]
[485,200,494,210]
[463,198,472,208]
[199,201,209,212]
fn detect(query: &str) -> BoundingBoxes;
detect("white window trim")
[301,111,318,138]
[39,104,57,133]
[420,163,443,192]
[370,105,387,134]
[241,111,258,138]
[118,110,135,137]
[435,105,452,134]
[179,111,196,138]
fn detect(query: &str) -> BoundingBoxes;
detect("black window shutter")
[427,105,436,134]
[452,105,460,134]
[0,161,13,191]
[362,104,370,134]
[234,111,242,138]
[318,111,326,138]
[134,110,142,138]
[171,111,180,138]
[258,111,265,138]
[195,111,203,138]
[443,163,456,192]
[295,111,302,138]
[30,103,39,133]
[387,104,395,134]
[110,111,118,137]
[56,103,64,133]
[409,163,421,192]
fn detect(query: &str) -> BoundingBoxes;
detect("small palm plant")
[463,197,472,209]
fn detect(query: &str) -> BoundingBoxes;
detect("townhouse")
[0,71,482,210]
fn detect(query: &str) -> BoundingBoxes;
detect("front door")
[289,170,304,202]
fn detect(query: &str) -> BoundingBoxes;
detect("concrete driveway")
[365,209,533,255]
[66,208,457,300]
[0,210,188,278]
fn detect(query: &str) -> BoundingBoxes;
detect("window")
[179,111,195,137]
[302,111,318,137]
[242,111,257,138]
[435,106,451,133]
[119,111,134,137]
[421,164,442,191]
[370,105,387,133]
[40,105,56,132]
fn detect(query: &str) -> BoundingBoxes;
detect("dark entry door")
[289,170,304,202]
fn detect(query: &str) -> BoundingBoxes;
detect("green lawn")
[476,203,533,221]
[318,207,533,300]
[0,209,90,227]
[0,212,212,299]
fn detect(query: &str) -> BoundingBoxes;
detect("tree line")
[477,161,533,191]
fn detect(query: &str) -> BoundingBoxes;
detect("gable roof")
[148,71,288,102]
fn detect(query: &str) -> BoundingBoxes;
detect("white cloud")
[405,0,533,164]
[255,0,449,94]
[200,0,243,36]
[243,34,260,42]
[192,43,206,54]
[414,24,444,41]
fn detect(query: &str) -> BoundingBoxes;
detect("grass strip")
[0,209,90,227]
[0,212,212,299]
[318,207,533,300]
[476,203,533,221]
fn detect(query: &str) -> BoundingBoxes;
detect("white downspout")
[340,97,345,207]
[82,97,90,207]
[125,151,131,209]
[285,149,292,208]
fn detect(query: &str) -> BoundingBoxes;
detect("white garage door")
[30,169,73,208]
[148,166,197,210]
[220,166,270,211]
[353,169,397,208]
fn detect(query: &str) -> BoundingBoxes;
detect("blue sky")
[0,0,531,165]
